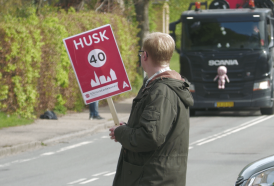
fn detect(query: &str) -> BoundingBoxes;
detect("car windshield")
[183,20,266,51]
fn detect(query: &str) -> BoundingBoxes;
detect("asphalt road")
[1,109,274,186]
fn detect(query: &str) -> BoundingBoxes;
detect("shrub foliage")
[0,9,140,118]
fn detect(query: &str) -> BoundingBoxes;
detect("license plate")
[215,102,234,107]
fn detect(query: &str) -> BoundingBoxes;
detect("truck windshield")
[183,20,266,51]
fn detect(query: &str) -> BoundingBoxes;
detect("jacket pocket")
[140,108,160,133]
[122,160,143,186]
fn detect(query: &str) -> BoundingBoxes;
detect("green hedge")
[0,8,141,118]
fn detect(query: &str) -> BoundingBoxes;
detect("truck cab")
[170,1,274,115]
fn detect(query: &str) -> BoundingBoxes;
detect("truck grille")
[195,81,253,99]
[182,51,260,100]
[186,51,259,82]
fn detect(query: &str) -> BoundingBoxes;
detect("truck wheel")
[190,109,196,116]
[260,104,274,115]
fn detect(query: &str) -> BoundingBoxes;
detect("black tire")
[260,104,274,115]
[190,109,196,116]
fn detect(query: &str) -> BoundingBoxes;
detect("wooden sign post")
[107,97,119,126]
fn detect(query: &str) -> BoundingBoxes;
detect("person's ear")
[144,52,148,60]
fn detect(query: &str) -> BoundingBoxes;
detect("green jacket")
[113,72,194,186]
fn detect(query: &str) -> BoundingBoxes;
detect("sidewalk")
[0,97,133,158]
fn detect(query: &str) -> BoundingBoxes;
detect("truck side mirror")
[169,22,177,41]
[169,20,181,54]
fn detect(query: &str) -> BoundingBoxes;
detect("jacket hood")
[147,70,194,107]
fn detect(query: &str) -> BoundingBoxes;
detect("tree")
[75,0,85,11]
[36,0,43,15]
[94,0,124,13]
[133,0,150,49]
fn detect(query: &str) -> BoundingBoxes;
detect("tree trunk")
[116,0,125,12]
[133,0,150,49]
[75,0,85,12]
[36,0,43,15]
[95,0,107,12]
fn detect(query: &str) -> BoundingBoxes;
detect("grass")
[170,52,180,73]
[0,112,34,129]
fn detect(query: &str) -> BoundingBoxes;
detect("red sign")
[63,24,132,104]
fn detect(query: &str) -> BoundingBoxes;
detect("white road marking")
[101,136,110,138]
[0,141,94,168]
[17,158,37,163]
[190,116,266,146]
[197,116,273,145]
[191,115,274,147]
[189,146,193,150]
[0,163,10,167]
[79,178,99,184]
[0,157,37,167]
[57,141,93,153]
[67,178,87,185]
[104,172,116,176]
[41,152,55,156]
[92,171,109,176]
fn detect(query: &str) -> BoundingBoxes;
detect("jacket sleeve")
[114,93,177,152]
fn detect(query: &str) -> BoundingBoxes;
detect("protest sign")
[63,24,131,125]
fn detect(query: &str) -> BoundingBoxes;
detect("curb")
[0,116,128,158]
[0,141,41,159]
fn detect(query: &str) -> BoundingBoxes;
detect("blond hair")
[143,32,175,66]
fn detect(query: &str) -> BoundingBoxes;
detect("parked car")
[235,155,274,186]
